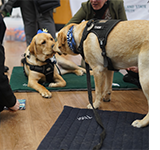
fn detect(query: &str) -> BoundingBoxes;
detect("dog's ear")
[29,37,36,55]
[57,32,66,47]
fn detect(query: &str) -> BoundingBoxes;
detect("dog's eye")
[58,46,61,49]
[50,38,53,41]
[42,40,46,44]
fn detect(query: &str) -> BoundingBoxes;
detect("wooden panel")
[53,0,72,24]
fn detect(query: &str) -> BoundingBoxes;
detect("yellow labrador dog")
[54,20,149,128]
[23,32,86,98]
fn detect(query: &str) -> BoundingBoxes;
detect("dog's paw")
[87,102,100,109]
[40,91,52,98]
[89,70,93,76]
[74,70,84,76]
[87,104,93,109]
[131,119,143,128]
[48,83,57,87]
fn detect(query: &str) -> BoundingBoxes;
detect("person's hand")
[0,10,4,17]
[9,99,20,112]
[126,66,138,73]
[0,9,10,17]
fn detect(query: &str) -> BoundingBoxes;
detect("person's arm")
[126,66,138,73]
[118,0,127,21]
[66,6,86,25]
[66,1,93,26]
[8,99,20,111]
[0,0,17,17]
[0,44,17,109]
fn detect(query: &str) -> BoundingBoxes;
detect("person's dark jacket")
[0,0,18,15]
[0,14,6,44]
[34,0,60,14]
[0,44,16,112]
[1,0,60,15]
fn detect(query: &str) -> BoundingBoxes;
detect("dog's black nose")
[51,44,54,48]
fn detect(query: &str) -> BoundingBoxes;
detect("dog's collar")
[45,55,57,64]
[67,26,79,54]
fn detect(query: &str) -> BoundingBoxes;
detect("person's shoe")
[123,73,141,89]
[4,66,9,72]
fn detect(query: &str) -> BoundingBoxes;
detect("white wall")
[124,0,149,20]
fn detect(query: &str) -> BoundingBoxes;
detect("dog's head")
[54,23,78,56]
[29,33,61,62]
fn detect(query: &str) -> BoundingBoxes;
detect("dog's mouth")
[41,50,55,61]
[52,49,62,55]
[46,53,54,57]
[57,52,62,55]
[52,43,63,55]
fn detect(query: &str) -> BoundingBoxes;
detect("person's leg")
[0,14,9,72]
[0,14,6,44]
[127,70,139,79]
[20,0,37,46]
[0,105,4,112]
[123,70,141,88]
[37,10,56,38]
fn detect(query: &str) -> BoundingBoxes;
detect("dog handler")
[0,43,20,112]
[0,13,19,112]
[66,0,140,88]
[67,0,127,24]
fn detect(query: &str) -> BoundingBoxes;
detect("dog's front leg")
[87,66,104,109]
[48,71,66,87]
[101,70,114,102]
[28,77,52,98]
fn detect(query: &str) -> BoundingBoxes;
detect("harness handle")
[99,38,108,68]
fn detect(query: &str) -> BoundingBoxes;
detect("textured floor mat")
[10,67,138,92]
[37,106,149,150]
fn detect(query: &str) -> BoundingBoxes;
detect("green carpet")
[10,66,138,92]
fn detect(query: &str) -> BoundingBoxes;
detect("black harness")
[78,19,121,71]
[23,57,57,83]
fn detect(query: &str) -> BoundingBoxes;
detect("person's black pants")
[127,70,139,80]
